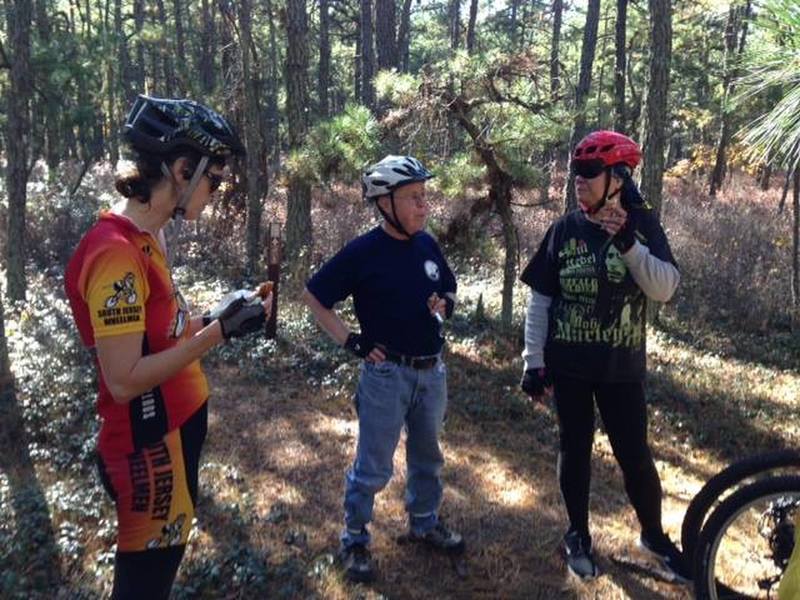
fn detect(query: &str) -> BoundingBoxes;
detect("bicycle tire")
[682,450,800,566]
[693,474,800,600]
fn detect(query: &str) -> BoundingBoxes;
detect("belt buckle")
[414,356,436,369]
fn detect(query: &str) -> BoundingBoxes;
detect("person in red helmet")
[519,131,689,582]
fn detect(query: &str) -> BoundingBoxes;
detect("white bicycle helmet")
[361,155,433,200]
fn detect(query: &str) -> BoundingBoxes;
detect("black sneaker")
[339,543,375,583]
[408,520,465,554]
[563,530,599,580]
[638,531,692,583]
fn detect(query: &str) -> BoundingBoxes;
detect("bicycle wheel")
[693,475,800,600]
[682,450,800,565]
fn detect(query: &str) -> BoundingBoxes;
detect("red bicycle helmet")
[573,130,641,168]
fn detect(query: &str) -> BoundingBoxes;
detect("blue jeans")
[341,358,448,548]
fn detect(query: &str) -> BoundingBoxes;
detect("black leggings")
[553,377,663,538]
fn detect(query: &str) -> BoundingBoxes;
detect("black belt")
[383,351,439,370]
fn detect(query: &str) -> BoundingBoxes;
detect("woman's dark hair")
[115,146,225,203]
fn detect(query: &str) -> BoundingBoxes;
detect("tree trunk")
[709,1,750,197]
[595,9,610,125]
[375,0,397,70]
[638,0,672,216]
[563,0,600,212]
[466,0,478,53]
[549,0,563,98]
[173,0,187,93]
[155,0,175,95]
[355,15,362,98]
[448,0,461,50]
[265,0,280,170]
[496,178,518,330]
[626,33,642,134]
[285,0,313,283]
[447,95,518,330]
[115,0,134,104]
[758,163,771,191]
[238,0,264,277]
[200,0,216,92]
[614,0,627,131]
[780,169,792,213]
[318,0,331,118]
[134,0,146,90]
[34,0,60,170]
[5,0,32,301]
[107,53,119,165]
[509,0,519,48]
[397,0,412,70]
[360,0,376,108]
[219,0,236,92]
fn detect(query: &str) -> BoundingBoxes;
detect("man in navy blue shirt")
[302,155,464,583]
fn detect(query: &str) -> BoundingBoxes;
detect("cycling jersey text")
[97,305,142,327]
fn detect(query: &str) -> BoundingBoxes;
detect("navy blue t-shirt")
[520,208,677,383]
[307,226,456,356]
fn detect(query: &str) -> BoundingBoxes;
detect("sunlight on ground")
[447,448,538,509]
[649,329,800,415]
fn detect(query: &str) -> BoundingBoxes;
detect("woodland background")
[1,0,800,597]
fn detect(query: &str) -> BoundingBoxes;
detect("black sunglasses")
[182,166,225,192]
[203,169,224,192]
[571,159,607,179]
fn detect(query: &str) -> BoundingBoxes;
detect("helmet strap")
[160,155,210,220]
[159,155,210,267]
[376,191,413,239]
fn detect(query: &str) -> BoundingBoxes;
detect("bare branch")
[510,198,556,208]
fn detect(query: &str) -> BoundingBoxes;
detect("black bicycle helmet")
[123,95,245,157]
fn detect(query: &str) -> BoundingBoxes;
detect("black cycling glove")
[613,210,638,253]
[521,368,552,397]
[343,332,374,359]
[218,298,266,339]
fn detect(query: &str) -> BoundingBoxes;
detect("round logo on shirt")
[424,260,440,282]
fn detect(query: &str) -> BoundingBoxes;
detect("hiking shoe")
[339,543,375,583]
[408,520,465,554]
[638,531,692,583]
[563,530,599,580]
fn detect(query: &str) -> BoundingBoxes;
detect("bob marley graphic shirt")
[520,209,677,383]
[66,211,208,455]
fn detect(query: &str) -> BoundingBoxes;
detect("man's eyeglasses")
[571,159,607,179]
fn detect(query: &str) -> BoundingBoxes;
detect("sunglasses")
[571,159,607,179]
[203,169,224,192]
[182,166,225,192]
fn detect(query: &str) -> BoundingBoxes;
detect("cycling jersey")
[65,211,208,455]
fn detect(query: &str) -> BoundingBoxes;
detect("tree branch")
[510,198,556,208]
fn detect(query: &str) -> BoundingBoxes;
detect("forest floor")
[1,171,798,599]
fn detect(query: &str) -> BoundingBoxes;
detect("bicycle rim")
[702,480,800,600]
